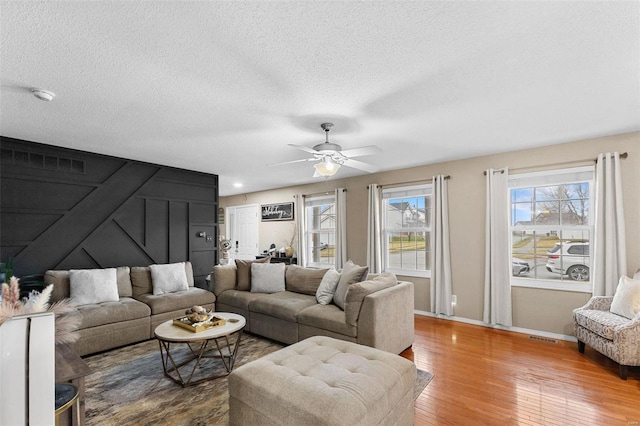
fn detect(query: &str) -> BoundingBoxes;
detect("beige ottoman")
[228,336,416,426]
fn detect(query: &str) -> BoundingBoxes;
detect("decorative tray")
[172,315,226,333]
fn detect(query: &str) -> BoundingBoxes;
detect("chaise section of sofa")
[46,261,216,356]
[212,261,414,354]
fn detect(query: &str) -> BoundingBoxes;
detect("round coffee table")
[154,312,246,387]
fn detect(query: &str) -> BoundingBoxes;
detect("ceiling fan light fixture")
[314,158,340,177]
[30,88,56,101]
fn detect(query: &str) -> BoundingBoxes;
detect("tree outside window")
[510,167,594,291]
[382,184,431,277]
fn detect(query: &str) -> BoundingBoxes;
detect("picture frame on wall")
[261,202,294,221]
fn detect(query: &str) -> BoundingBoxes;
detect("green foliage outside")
[389,235,426,253]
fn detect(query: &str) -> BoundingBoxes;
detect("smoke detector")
[31,88,56,101]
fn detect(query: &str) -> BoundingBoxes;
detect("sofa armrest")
[577,296,614,312]
[614,313,640,365]
[357,281,414,354]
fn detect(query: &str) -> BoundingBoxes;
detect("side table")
[55,344,91,426]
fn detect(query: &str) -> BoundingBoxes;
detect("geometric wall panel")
[0,137,218,288]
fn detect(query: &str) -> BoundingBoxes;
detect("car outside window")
[509,166,594,292]
[382,184,431,277]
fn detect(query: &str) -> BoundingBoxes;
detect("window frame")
[304,194,336,268]
[381,184,432,278]
[509,166,595,292]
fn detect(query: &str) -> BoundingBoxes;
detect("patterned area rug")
[84,334,433,425]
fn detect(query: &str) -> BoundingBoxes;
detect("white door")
[226,205,259,260]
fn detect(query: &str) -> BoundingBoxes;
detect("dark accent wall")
[0,137,218,288]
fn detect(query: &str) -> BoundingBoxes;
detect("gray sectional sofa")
[212,261,415,354]
[45,261,215,356]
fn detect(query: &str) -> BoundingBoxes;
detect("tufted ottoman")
[228,335,416,426]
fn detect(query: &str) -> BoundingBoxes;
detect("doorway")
[225,205,259,260]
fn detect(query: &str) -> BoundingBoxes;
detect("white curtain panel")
[367,184,383,274]
[593,152,627,296]
[335,188,348,269]
[483,168,512,327]
[430,175,453,316]
[294,194,307,267]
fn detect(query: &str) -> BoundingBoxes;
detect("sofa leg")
[577,340,585,353]
[619,365,628,380]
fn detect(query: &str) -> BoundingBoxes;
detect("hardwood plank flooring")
[402,315,640,425]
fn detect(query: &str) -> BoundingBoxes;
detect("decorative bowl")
[186,311,210,323]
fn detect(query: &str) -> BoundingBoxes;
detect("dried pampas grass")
[0,276,79,343]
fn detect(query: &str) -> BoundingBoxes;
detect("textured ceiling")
[1,1,638,196]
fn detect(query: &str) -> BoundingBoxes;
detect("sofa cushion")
[574,309,630,340]
[46,266,132,302]
[236,257,270,291]
[212,264,237,296]
[333,260,369,310]
[134,287,216,315]
[344,273,397,326]
[251,263,286,293]
[316,268,341,305]
[285,265,329,296]
[297,304,358,337]
[149,262,189,295]
[69,268,119,305]
[610,275,640,319]
[131,262,195,298]
[67,297,151,329]
[217,289,265,311]
[249,291,317,322]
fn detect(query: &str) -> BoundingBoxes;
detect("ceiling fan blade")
[340,145,382,158]
[342,158,380,173]
[288,144,319,155]
[267,158,315,167]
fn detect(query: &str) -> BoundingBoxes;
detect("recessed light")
[233,183,243,188]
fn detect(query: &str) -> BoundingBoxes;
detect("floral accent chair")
[572,273,640,379]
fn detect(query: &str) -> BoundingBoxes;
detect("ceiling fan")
[270,123,382,177]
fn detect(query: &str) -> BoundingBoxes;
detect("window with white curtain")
[510,166,594,292]
[304,194,336,268]
[382,184,431,277]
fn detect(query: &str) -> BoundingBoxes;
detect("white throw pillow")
[610,275,640,319]
[69,268,119,305]
[150,262,189,295]
[250,262,285,293]
[316,269,341,304]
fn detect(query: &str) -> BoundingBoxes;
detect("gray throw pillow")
[332,260,368,310]
[250,262,286,293]
[235,257,270,291]
[344,273,397,325]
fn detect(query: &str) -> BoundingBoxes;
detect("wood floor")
[402,315,640,425]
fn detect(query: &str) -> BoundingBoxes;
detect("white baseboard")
[414,310,578,343]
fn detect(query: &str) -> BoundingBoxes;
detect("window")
[509,166,594,291]
[304,194,336,267]
[382,184,431,277]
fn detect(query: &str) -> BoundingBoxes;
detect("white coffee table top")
[154,312,245,342]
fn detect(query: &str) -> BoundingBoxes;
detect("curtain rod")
[294,188,347,198]
[366,175,450,190]
[482,152,628,175]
